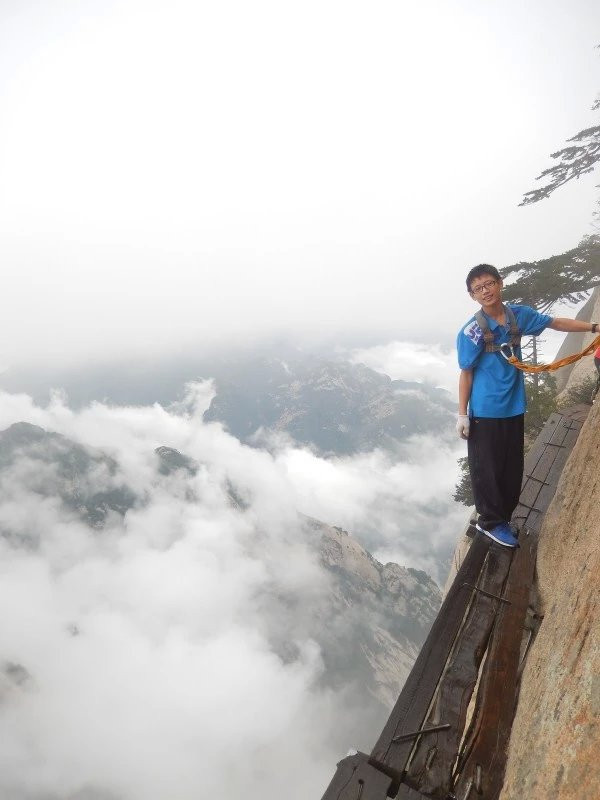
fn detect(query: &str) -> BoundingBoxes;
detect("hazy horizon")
[1,0,600,369]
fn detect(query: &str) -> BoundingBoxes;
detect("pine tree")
[521,48,600,206]
[500,234,600,313]
[453,456,473,507]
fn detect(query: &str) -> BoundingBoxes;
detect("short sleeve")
[457,318,484,369]
[516,305,553,337]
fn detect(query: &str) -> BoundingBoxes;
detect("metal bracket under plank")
[319,753,395,800]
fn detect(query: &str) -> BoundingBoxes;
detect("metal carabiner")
[499,343,516,361]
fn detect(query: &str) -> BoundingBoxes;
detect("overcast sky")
[1,0,600,368]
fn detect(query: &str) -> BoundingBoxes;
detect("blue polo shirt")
[457,304,553,418]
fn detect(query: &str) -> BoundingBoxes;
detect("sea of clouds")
[0,380,466,800]
[349,339,458,394]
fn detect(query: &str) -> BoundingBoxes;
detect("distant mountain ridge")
[203,355,454,455]
[0,350,454,457]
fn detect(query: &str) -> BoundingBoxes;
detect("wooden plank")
[529,439,561,482]
[451,527,537,800]
[515,411,586,532]
[561,403,591,423]
[513,411,569,527]
[527,411,564,450]
[512,497,541,532]
[513,460,570,527]
[319,754,394,800]
[371,535,490,770]
[572,409,590,423]
[514,482,542,525]
[521,413,562,474]
[522,508,543,535]
[547,417,570,444]
[403,546,513,798]
[518,447,560,523]
[516,473,544,511]
[533,426,581,519]
[562,422,584,445]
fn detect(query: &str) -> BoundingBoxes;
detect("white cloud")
[0,386,466,799]
[349,340,459,394]
[275,434,466,580]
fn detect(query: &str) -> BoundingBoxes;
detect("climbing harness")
[476,304,600,374]
[475,305,521,355]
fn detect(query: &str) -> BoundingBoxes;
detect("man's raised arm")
[548,318,599,334]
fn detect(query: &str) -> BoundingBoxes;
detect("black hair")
[465,264,502,292]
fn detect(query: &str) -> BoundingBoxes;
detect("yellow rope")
[506,334,600,373]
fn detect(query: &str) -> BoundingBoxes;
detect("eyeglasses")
[470,279,497,296]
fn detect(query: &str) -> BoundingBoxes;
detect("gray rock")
[203,356,454,455]
[0,422,136,531]
[299,517,441,710]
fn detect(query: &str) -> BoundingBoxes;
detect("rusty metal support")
[319,753,395,800]
[461,583,511,605]
[391,723,451,744]
[512,501,542,513]
[522,474,551,486]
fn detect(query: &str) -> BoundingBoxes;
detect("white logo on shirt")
[463,320,483,346]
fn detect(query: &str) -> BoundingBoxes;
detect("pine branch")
[500,234,600,312]
[521,47,600,206]
[520,126,600,205]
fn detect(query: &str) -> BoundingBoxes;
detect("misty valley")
[0,351,463,799]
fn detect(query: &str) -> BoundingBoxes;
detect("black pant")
[467,414,524,529]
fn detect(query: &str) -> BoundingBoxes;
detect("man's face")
[469,274,503,309]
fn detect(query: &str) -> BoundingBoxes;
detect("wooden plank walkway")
[319,405,590,800]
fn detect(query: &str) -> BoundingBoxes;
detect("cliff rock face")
[499,402,600,799]
[306,519,441,709]
[554,287,600,395]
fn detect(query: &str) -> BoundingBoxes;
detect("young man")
[457,264,599,547]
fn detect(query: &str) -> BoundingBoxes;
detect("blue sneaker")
[475,522,519,548]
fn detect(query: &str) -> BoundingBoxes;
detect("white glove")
[456,414,470,440]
